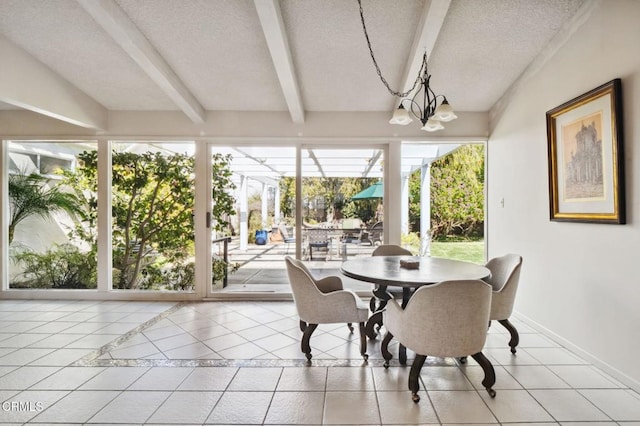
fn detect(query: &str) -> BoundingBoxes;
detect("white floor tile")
[326,366,374,391]
[79,366,149,390]
[579,389,640,421]
[146,390,222,424]
[372,366,412,391]
[227,367,282,391]
[164,342,221,359]
[177,367,238,391]
[503,365,571,388]
[462,365,524,390]
[28,348,90,366]
[0,348,56,365]
[217,341,268,359]
[89,390,171,423]
[420,366,475,390]
[428,390,498,423]
[276,366,327,391]
[0,390,69,423]
[549,365,622,389]
[480,389,554,422]
[526,347,589,365]
[31,390,120,423]
[30,366,106,390]
[264,391,324,424]
[378,390,440,424]
[0,366,60,389]
[205,391,273,424]
[529,389,611,421]
[323,391,381,425]
[128,366,194,390]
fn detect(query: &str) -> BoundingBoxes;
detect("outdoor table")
[341,255,490,364]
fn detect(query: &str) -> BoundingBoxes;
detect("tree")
[8,171,83,244]
[66,150,236,290]
[278,176,378,224]
[408,144,484,239]
[429,144,485,239]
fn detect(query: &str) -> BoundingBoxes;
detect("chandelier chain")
[357,0,425,98]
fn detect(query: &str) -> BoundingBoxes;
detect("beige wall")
[487,0,640,389]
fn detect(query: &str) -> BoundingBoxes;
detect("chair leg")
[409,354,427,403]
[471,352,496,398]
[358,322,369,361]
[498,319,519,354]
[299,320,307,332]
[381,331,394,368]
[347,322,354,333]
[301,323,318,362]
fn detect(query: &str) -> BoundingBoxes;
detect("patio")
[219,238,378,297]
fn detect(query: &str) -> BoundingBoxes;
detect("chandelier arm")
[400,98,424,122]
[357,0,425,98]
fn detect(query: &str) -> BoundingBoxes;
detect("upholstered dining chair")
[484,253,523,354]
[371,244,412,257]
[381,280,496,402]
[284,256,369,362]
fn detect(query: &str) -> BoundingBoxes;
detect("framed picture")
[546,79,625,224]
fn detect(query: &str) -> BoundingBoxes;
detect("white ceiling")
[0,0,587,120]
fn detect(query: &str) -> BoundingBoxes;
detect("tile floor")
[0,299,639,425]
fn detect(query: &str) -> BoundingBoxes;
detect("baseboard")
[513,311,640,394]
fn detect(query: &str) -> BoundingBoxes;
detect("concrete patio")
[216,238,378,298]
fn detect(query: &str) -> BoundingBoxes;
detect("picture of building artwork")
[562,112,605,201]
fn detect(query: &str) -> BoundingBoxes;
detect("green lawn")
[429,240,485,264]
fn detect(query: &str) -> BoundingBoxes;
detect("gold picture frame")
[546,79,625,224]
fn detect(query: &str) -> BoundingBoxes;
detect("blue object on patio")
[255,230,268,245]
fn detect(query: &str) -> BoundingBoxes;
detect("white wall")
[487,0,640,389]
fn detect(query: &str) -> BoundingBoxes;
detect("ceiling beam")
[362,149,383,177]
[307,149,326,179]
[254,0,305,124]
[233,147,285,180]
[0,35,107,130]
[77,0,205,123]
[395,0,452,108]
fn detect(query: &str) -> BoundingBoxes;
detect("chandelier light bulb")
[432,98,458,122]
[389,104,413,125]
[421,118,444,132]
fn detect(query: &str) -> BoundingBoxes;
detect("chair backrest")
[284,256,322,322]
[388,280,492,357]
[341,218,361,229]
[484,254,523,320]
[278,224,295,241]
[307,229,329,245]
[372,244,412,257]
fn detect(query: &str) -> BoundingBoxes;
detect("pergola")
[213,143,463,252]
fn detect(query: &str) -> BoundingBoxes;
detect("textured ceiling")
[0,0,586,116]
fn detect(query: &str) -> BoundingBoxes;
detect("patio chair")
[381,279,496,402]
[278,224,296,253]
[368,221,383,245]
[307,228,330,260]
[284,256,369,362]
[484,253,523,354]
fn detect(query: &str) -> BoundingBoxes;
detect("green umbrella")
[351,181,383,200]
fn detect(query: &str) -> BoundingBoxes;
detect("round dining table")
[341,255,490,364]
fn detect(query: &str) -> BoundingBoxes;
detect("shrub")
[11,244,96,289]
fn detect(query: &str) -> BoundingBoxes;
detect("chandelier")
[357,0,457,131]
